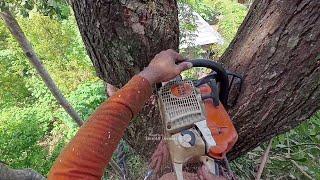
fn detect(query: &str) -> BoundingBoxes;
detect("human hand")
[149,140,170,173]
[139,49,193,84]
[159,168,226,180]
[197,166,226,180]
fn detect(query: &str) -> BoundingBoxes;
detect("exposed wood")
[238,0,247,4]
[221,0,320,159]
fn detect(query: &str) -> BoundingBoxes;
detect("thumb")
[177,62,193,72]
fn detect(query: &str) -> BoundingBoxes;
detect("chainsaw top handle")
[187,59,229,107]
[155,59,230,107]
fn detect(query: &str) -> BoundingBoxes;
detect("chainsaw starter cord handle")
[187,59,229,107]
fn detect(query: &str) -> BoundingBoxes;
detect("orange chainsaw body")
[199,84,238,159]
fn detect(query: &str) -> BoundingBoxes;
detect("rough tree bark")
[0,162,45,180]
[238,0,247,4]
[71,0,320,160]
[70,0,179,87]
[221,0,320,159]
[70,0,179,157]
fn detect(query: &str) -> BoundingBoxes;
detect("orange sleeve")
[48,76,152,180]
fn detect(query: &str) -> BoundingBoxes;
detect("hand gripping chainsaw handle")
[153,59,238,180]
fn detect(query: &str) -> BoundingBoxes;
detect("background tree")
[70,0,320,160]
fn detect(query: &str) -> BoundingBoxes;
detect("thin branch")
[272,143,320,154]
[290,160,313,180]
[0,10,83,127]
[0,10,123,178]
[109,157,124,177]
[286,133,290,157]
[255,138,273,180]
[270,154,314,179]
[276,143,320,150]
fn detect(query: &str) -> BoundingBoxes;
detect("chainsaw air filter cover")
[158,79,206,134]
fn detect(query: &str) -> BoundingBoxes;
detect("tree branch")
[255,139,273,180]
[0,10,123,178]
[0,163,45,180]
[290,160,313,180]
[0,10,83,127]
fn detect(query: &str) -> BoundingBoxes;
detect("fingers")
[154,156,162,172]
[149,140,169,173]
[162,143,169,164]
[166,49,184,62]
[197,165,225,180]
[176,61,193,72]
[106,83,119,97]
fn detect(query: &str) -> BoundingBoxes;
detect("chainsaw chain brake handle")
[187,59,230,107]
[188,59,244,109]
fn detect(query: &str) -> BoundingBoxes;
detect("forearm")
[48,76,152,180]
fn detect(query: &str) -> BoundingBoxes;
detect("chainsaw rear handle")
[187,59,229,107]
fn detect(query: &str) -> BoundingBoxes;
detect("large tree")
[70,0,179,157]
[70,0,320,160]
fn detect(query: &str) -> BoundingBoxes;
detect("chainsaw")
[148,59,242,180]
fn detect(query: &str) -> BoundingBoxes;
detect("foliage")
[1,0,70,19]
[0,12,104,176]
[0,105,54,174]
[57,81,107,129]
[180,0,219,23]
[0,80,106,175]
[204,0,248,57]
[231,113,320,179]
[0,12,96,106]
[178,0,248,58]
[205,0,247,42]
[178,0,218,58]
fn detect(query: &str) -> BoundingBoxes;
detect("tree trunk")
[221,0,320,159]
[71,0,320,161]
[238,0,247,4]
[70,0,179,158]
[70,0,179,87]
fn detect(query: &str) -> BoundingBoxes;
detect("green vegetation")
[0,12,105,175]
[0,0,319,179]
[205,0,248,57]
[232,113,320,179]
